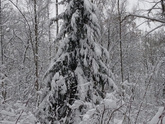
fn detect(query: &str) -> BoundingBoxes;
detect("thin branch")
[15,97,31,124]
[121,14,165,23]
[8,0,35,59]
[145,24,164,36]
[100,105,105,124]
[107,103,125,124]
[8,0,31,36]
[8,0,42,71]
[147,1,161,15]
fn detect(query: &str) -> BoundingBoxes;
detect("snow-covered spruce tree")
[36,0,116,123]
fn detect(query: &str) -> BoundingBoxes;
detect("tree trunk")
[56,0,59,35]
[48,0,51,62]
[161,0,165,15]
[117,0,125,101]
[117,0,124,83]
[34,0,39,92]
[0,0,6,102]
[55,0,59,53]
[0,0,3,65]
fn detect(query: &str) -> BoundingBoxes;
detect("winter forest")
[1,0,165,123]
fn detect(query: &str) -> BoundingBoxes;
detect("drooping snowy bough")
[36,0,116,123]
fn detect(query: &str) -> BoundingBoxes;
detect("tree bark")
[34,0,39,91]
[161,0,165,15]
[117,0,124,83]
[0,0,6,101]
[55,0,59,53]
[0,0,3,65]
[47,0,51,62]
[56,0,59,35]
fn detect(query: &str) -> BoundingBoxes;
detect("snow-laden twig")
[49,13,64,26]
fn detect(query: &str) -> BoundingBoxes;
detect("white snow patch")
[6,27,10,32]
[92,59,99,74]
[84,0,92,13]
[71,10,79,32]
[20,112,37,124]
[94,43,102,57]
[105,93,117,100]
[103,99,117,109]
[51,72,60,89]
[83,109,96,121]
[0,121,15,124]
[114,118,123,124]
[75,67,89,100]
[90,13,98,26]
[36,90,42,95]
[102,47,109,59]
[103,93,117,109]
[86,24,94,42]
[109,78,117,87]
[0,110,15,117]
[70,100,84,109]
[149,107,165,124]
[122,80,136,87]
[57,77,67,94]
[83,49,88,66]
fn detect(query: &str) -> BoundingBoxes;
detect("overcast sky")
[50,0,161,32]
[128,0,138,11]
[128,0,162,31]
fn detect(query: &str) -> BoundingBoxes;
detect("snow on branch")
[121,14,165,23]
[49,13,65,26]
